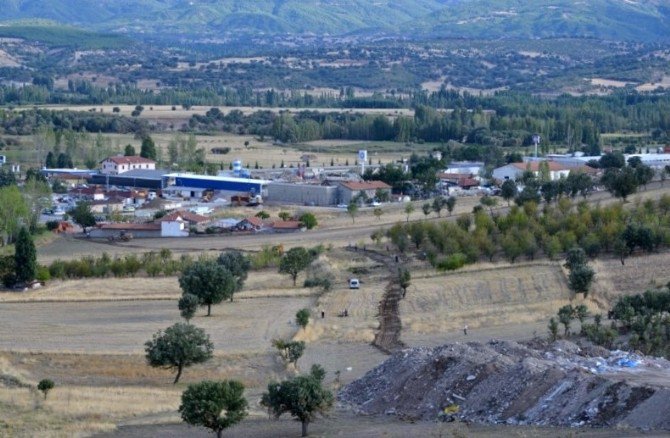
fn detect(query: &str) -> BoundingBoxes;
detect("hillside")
[1,0,668,42]
[411,0,670,42]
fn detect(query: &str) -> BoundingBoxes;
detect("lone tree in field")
[347,202,358,224]
[273,339,306,368]
[178,293,199,322]
[37,379,55,400]
[296,308,310,329]
[217,250,251,295]
[445,196,457,216]
[14,227,36,284]
[179,380,248,438]
[279,247,312,286]
[404,203,415,222]
[261,364,334,437]
[399,269,411,298]
[68,201,96,233]
[179,260,236,315]
[145,322,214,384]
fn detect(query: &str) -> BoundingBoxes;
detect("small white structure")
[160,219,189,237]
[101,156,156,175]
[444,161,484,176]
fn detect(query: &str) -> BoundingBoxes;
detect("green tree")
[564,247,588,271]
[404,203,415,222]
[296,308,310,329]
[261,364,334,437]
[568,264,595,297]
[480,195,498,214]
[557,305,575,336]
[347,202,358,224]
[548,317,559,342]
[179,380,248,438]
[501,180,517,206]
[445,196,457,216]
[179,260,236,316]
[22,177,51,232]
[432,196,444,217]
[273,339,306,368]
[37,379,55,400]
[299,212,318,230]
[373,207,383,221]
[422,202,431,218]
[0,185,29,246]
[399,269,411,297]
[255,210,270,220]
[140,136,157,160]
[278,211,292,221]
[279,247,312,286]
[178,293,199,322]
[14,227,36,284]
[68,202,96,234]
[216,250,251,295]
[145,322,214,384]
[574,304,589,325]
[601,167,638,202]
[124,144,136,156]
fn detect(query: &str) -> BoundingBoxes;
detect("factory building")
[266,182,339,206]
[162,173,269,198]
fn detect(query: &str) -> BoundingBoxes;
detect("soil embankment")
[340,340,670,430]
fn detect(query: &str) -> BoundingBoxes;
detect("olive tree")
[37,379,55,400]
[217,250,251,295]
[145,322,214,384]
[179,260,236,316]
[261,364,334,437]
[178,293,199,322]
[279,247,313,286]
[296,308,310,329]
[179,380,248,438]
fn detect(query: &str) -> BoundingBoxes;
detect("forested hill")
[1,0,669,42]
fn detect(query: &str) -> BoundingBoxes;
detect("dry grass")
[400,262,575,334]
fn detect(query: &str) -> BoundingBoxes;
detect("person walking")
[463,324,468,336]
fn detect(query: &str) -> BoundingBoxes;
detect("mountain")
[0,0,449,35]
[0,0,668,42]
[409,0,670,42]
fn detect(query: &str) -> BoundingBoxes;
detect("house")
[437,173,480,190]
[271,220,305,233]
[236,216,266,232]
[156,210,210,231]
[160,219,189,237]
[90,197,126,214]
[492,161,573,182]
[101,156,156,175]
[339,180,392,204]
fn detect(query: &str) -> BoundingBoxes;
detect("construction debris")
[339,340,670,430]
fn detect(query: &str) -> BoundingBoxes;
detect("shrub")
[35,266,51,282]
[436,253,467,271]
[45,220,60,231]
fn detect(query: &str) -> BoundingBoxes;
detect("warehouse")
[266,182,339,206]
[163,173,269,197]
[88,169,167,190]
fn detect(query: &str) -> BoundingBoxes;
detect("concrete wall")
[161,221,189,237]
[267,183,339,206]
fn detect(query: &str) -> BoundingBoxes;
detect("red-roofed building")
[236,216,267,232]
[101,155,156,175]
[156,210,210,226]
[339,180,391,204]
[271,220,305,233]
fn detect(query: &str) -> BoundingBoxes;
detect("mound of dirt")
[339,340,670,430]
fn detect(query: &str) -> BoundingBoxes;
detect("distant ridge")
[0,0,668,42]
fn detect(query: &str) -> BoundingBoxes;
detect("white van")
[349,278,360,289]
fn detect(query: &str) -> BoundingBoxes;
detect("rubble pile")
[339,340,670,430]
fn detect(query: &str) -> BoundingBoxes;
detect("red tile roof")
[99,223,161,231]
[103,156,155,165]
[157,210,209,224]
[340,180,391,191]
[272,220,303,230]
[242,217,264,227]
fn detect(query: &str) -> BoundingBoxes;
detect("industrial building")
[88,169,168,190]
[162,173,269,199]
[266,182,339,206]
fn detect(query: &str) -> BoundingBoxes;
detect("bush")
[45,220,60,231]
[436,253,467,271]
[35,266,51,282]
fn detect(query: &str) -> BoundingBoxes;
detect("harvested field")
[400,262,575,336]
[591,251,670,305]
[0,297,311,354]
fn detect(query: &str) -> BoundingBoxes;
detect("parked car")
[349,278,360,289]
[122,205,136,212]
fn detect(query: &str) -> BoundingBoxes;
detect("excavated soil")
[339,340,670,430]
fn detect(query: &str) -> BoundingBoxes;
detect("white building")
[493,161,574,182]
[444,161,484,176]
[101,156,156,175]
[160,219,189,237]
